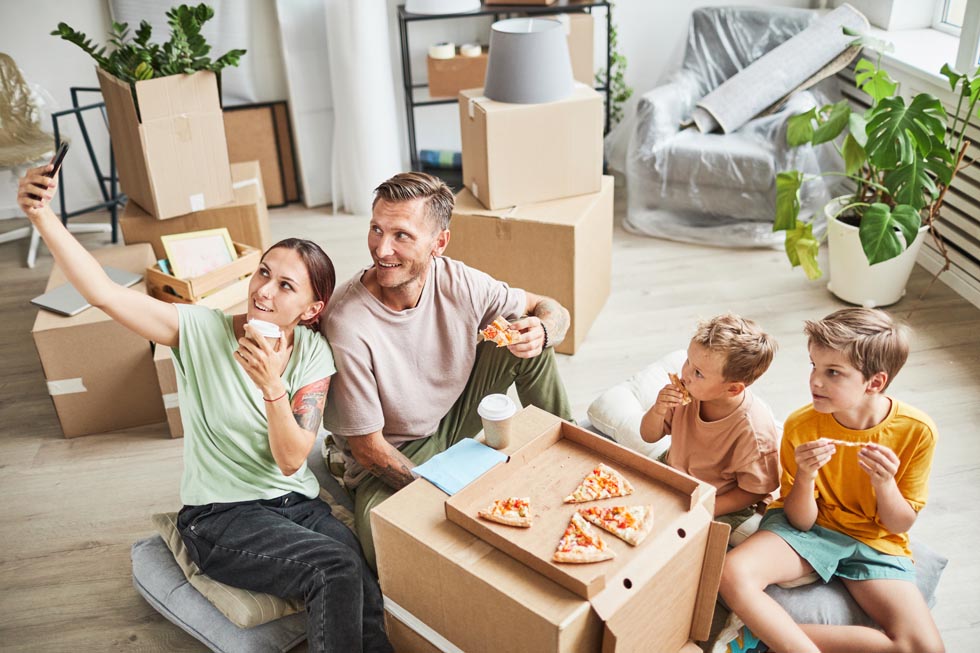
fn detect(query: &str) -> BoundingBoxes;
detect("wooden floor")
[1,185,978,652]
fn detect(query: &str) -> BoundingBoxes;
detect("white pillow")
[586,349,687,460]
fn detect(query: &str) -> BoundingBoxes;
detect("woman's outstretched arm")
[19,165,180,347]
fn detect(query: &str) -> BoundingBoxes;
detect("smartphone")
[28,142,69,201]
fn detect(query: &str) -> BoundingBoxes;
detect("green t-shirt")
[172,305,335,505]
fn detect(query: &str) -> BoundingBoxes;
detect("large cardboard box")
[97,67,234,220]
[446,176,613,355]
[31,244,167,438]
[154,300,246,438]
[427,49,489,99]
[120,161,270,260]
[373,407,727,653]
[459,84,602,209]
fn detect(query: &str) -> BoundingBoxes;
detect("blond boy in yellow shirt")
[720,308,944,653]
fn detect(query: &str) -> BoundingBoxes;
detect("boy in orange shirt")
[720,308,944,653]
[640,313,780,528]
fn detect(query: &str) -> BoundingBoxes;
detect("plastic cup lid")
[478,394,517,420]
[248,318,282,339]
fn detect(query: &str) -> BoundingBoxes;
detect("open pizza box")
[443,410,729,651]
[373,406,728,652]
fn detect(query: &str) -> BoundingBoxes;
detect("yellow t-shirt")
[768,399,936,557]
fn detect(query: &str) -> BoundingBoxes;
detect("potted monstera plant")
[774,30,979,307]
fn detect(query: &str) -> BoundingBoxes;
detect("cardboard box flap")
[32,244,156,332]
[454,176,613,226]
[690,521,730,641]
[134,70,221,122]
[589,510,714,623]
[97,68,151,196]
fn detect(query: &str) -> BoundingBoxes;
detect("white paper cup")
[248,318,282,344]
[478,394,518,449]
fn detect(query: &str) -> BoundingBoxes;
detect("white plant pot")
[825,197,930,308]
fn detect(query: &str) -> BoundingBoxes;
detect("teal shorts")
[760,509,916,583]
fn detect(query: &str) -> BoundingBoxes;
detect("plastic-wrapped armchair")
[623,6,843,247]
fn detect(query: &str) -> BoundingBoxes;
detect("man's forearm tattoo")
[368,449,416,490]
[533,297,570,346]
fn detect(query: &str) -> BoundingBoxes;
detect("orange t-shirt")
[665,389,780,497]
[768,399,936,558]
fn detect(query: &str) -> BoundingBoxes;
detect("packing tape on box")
[189,193,205,212]
[467,96,488,120]
[232,177,260,190]
[383,596,463,653]
[459,42,481,57]
[162,393,180,409]
[429,42,455,59]
[47,378,87,396]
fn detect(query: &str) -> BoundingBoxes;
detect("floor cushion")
[586,349,687,460]
[131,535,306,653]
[132,431,354,650]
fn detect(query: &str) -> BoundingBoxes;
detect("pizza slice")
[668,372,692,406]
[480,316,522,348]
[577,505,654,546]
[563,462,635,504]
[552,512,615,563]
[477,497,533,528]
[823,438,871,449]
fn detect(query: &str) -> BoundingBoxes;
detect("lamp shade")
[405,0,480,15]
[483,18,575,104]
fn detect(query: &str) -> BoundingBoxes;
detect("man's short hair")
[804,308,910,390]
[373,172,454,231]
[692,313,777,385]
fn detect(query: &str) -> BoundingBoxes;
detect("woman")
[18,165,391,653]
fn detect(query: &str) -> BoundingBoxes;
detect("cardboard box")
[145,242,259,306]
[373,407,727,653]
[31,244,166,438]
[427,49,488,99]
[565,13,595,85]
[459,85,602,209]
[97,67,233,220]
[446,176,613,355]
[120,161,271,260]
[153,300,246,438]
[223,103,300,206]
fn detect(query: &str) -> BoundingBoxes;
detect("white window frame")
[933,0,965,35]
[956,0,980,69]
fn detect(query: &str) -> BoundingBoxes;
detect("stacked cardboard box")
[32,244,166,438]
[452,80,611,354]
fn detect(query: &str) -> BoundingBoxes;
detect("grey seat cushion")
[131,536,306,653]
[765,537,947,626]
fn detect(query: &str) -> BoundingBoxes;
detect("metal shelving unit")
[396,0,613,189]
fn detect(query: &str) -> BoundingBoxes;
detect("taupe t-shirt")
[665,389,780,497]
[323,256,526,486]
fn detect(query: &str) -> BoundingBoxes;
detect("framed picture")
[161,228,238,279]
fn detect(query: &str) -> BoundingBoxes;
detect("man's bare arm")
[347,430,416,490]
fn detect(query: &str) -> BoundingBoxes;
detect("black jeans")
[177,493,392,653]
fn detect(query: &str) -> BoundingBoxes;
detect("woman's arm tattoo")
[291,378,330,433]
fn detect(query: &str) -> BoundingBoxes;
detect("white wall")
[0,0,287,218]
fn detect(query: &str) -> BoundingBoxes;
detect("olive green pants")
[352,341,572,571]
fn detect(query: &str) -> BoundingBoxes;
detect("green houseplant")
[773,30,978,295]
[51,3,245,85]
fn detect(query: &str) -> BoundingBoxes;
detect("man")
[322,172,573,569]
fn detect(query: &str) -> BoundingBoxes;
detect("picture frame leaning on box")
[321,171,575,571]
[17,165,392,653]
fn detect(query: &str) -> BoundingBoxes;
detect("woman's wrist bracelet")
[263,390,287,403]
